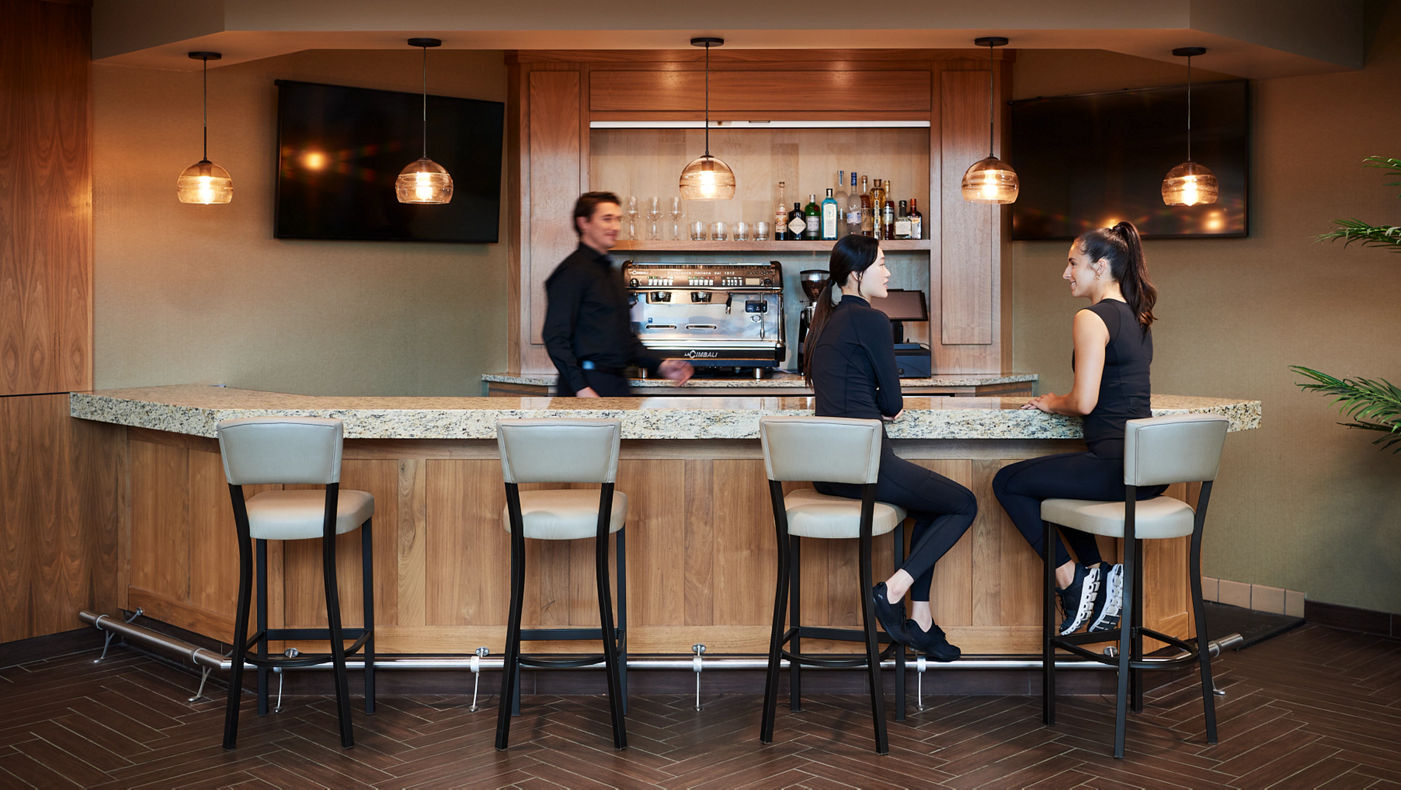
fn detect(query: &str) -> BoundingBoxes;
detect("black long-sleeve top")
[809,295,904,420]
[542,244,663,394]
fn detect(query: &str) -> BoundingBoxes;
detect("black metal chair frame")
[496,482,627,750]
[760,480,907,755]
[1042,480,1219,758]
[224,482,375,749]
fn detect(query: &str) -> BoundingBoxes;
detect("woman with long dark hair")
[992,221,1162,636]
[803,235,976,660]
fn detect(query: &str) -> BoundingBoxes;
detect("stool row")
[216,413,1229,758]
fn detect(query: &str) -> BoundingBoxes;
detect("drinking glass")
[690,220,705,241]
[625,195,639,240]
[735,221,750,241]
[670,196,684,240]
[755,220,770,241]
[645,196,662,240]
[710,221,728,241]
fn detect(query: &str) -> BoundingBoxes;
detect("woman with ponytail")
[992,221,1162,636]
[803,235,976,661]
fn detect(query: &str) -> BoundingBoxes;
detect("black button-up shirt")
[542,244,662,394]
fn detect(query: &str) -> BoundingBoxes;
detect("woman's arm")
[1023,308,1108,416]
[860,310,905,418]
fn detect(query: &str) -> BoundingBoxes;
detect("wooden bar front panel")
[122,432,1193,656]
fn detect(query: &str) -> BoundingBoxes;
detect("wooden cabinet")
[506,49,1013,376]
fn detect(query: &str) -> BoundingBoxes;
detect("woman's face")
[856,249,890,300]
[1063,242,1102,299]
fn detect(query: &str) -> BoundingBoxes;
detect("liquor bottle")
[845,171,862,236]
[894,199,912,239]
[907,197,923,240]
[775,181,787,241]
[859,175,873,237]
[803,194,821,240]
[870,178,887,232]
[882,200,895,240]
[834,171,848,215]
[821,188,839,240]
[786,202,806,241]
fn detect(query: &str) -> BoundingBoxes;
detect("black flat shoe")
[905,619,961,662]
[871,583,907,644]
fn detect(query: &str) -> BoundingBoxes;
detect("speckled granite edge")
[482,372,1039,388]
[71,386,1260,441]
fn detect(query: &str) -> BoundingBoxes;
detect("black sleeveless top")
[1077,299,1152,459]
[810,295,904,421]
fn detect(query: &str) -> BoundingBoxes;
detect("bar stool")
[1040,413,1229,758]
[217,416,375,749]
[758,416,907,755]
[495,419,628,750]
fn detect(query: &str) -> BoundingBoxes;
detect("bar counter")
[71,385,1260,658]
[481,371,1039,397]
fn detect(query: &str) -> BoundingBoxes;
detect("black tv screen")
[274,79,504,243]
[1010,79,1248,240]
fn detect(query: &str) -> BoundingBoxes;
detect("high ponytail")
[801,235,882,384]
[1074,220,1157,329]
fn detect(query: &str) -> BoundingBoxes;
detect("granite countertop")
[71,385,1260,441]
[482,371,1039,389]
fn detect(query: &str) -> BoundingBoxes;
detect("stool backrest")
[760,416,882,484]
[1124,414,1229,487]
[497,419,621,484]
[217,416,344,485]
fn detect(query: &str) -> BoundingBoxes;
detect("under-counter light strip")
[592,120,930,129]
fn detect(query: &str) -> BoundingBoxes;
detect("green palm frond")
[1315,156,1401,250]
[1290,366,1401,452]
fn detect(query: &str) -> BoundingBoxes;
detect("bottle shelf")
[612,239,933,253]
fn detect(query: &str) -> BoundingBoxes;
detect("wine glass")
[625,195,639,240]
[645,196,662,240]
[669,196,683,240]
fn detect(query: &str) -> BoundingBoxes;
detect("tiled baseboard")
[1200,577,1306,617]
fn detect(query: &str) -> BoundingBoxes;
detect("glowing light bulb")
[414,171,434,202]
[196,176,216,204]
[699,170,716,197]
[302,151,326,170]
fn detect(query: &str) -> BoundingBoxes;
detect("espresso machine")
[796,269,828,373]
[622,260,785,376]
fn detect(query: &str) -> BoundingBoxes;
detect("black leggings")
[992,451,1165,569]
[816,440,976,602]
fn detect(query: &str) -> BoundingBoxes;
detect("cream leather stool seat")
[1039,413,1229,759]
[503,489,628,540]
[217,416,375,750]
[758,416,908,756]
[495,419,629,751]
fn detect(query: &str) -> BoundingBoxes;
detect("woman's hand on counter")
[1021,394,1056,412]
[576,387,600,398]
[659,359,695,385]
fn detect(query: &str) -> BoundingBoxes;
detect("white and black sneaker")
[1056,563,1101,636]
[1089,562,1124,633]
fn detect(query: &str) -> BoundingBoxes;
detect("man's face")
[578,201,621,253]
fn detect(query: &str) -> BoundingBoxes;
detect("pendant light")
[961,37,1019,204]
[678,37,736,201]
[1162,47,1218,206]
[395,37,453,205]
[176,52,233,205]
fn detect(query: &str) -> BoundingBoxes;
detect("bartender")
[543,191,694,397]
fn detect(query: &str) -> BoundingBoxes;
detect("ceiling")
[92,0,1369,79]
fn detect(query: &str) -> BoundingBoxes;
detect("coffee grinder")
[796,269,828,373]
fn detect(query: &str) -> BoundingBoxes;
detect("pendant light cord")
[703,41,711,157]
[986,42,994,157]
[1185,53,1193,162]
[420,45,429,159]
[201,56,209,162]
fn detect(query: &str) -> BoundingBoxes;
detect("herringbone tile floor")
[1,623,1398,788]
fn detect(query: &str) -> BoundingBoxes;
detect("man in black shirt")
[543,192,693,397]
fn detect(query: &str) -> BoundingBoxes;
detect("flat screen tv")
[274,79,504,243]
[1009,79,1249,240]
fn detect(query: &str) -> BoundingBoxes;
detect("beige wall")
[93,50,509,396]
[1010,5,1401,612]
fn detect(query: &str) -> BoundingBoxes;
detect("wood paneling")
[0,0,92,396]
[118,432,1197,657]
[937,69,995,350]
[0,396,122,642]
[525,70,583,359]
[591,70,931,115]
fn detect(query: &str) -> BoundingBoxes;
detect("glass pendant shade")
[396,158,454,204]
[176,159,233,205]
[1161,160,1219,206]
[961,156,1019,204]
[679,154,736,200]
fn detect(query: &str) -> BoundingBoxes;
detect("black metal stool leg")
[788,534,802,712]
[1131,539,1145,714]
[362,519,375,714]
[893,523,906,722]
[1113,529,1136,759]
[1043,524,1057,725]
[615,527,628,716]
[223,492,253,749]
[1190,504,1219,744]
[256,539,269,716]
[594,487,627,749]
[321,494,353,748]
[858,502,889,755]
[760,482,790,744]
